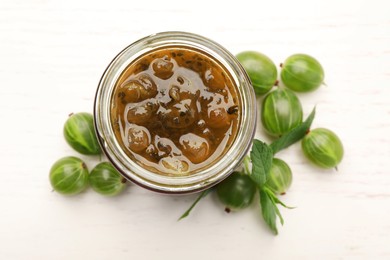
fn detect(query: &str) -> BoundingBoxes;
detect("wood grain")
[1,0,389,259]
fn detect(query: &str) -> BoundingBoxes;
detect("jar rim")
[94,31,256,194]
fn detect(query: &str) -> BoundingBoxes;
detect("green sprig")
[178,189,211,221]
[249,140,286,234]
[270,107,316,154]
[259,189,280,234]
[249,140,273,187]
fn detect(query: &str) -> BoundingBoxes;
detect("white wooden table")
[1,0,389,259]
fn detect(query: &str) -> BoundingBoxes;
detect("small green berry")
[261,88,303,136]
[49,156,89,195]
[216,172,256,212]
[64,112,101,155]
[236,51,277,95]
[89,162,127,196]
[266,158,292,195]
[281,54,324,92]
[302,128,344,169]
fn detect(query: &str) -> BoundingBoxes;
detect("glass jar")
[94,31,256,194]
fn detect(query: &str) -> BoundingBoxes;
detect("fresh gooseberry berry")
[63,112,101,155]
[89,162,127,196]
[236,51,277,95]
[216,172,257,212]
[49,156,89,195]
[261,88,303,136]
[281,54,324,92]
[266,158,292,195]
[301,128,344,169]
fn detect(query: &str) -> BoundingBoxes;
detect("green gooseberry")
[49,156,89,195]
[265,158,292,195]
[216,172,257,212]
[89,162,127,196]
[301,128,344,169]
[261,88,303,137]
[63,112,101,155]
[281,54,324,92]
[236,51,277,95]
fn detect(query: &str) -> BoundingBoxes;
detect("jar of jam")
[94,31,256,194]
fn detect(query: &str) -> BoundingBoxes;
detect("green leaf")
[178,189,211,221]
[250,140,273,187]
[270,196,284,226]
[259,187,293,235]
[264,186,295,209]
[272,194,295,209]
[259,189,278,235]
[270,107,316,154]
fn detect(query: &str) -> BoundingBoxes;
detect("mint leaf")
[264,186,295,209]
[271,193,295,209]
[259,189,279,235]
[250,140,273,187]
[260,186,293,234]
[269,195,284,226]
[178,189,211,221]
[270,107,316,154]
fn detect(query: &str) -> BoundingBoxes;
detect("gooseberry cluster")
[236,51,344,170]
[186,51,344,234]
[49,112,127,196]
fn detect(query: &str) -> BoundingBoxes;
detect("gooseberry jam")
[110,47,240,175]
[95,32,256,193]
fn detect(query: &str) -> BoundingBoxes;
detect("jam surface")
[111,47,240,175]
